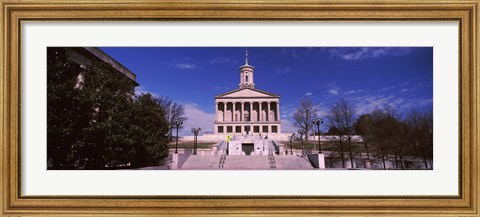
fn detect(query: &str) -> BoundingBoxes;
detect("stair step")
[181,155,314,170]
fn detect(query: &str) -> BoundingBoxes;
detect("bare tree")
[359,107,414,170]
[386,113,413,170]
[293,96,319,141]
[406,109,433,168]
[156,97,187,139]
[367,109,391,169]
[326,98,356,168]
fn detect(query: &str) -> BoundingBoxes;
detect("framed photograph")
[1,0,478,216]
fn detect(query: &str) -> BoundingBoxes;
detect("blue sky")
[99,47,433,135]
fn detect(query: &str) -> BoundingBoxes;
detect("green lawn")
[283,141,364,152]
[168,142,215,149]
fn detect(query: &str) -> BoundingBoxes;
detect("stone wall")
[180,133,294,143]
[179,134,366,143]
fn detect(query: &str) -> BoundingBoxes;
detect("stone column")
[259,102,263,121]
[257,102,260,122]
[318,153,326,169]
[241,102,244,122]
[276,101,280,121]
[233,101,237,122]
[267,101,271,122]
[223,102,226,122]
[248,102,255,122]
[215,102,219,122]
[171,153,179,170]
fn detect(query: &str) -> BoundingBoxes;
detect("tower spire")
[239,48,254,88]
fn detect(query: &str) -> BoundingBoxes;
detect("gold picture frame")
[1,0,478,216]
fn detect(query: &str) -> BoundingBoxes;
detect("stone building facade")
[214,50,281,134]
[65,47,138,86]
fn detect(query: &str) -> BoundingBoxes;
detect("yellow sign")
[226,134,232,142]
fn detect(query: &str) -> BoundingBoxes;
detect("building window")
[227,126,233,133]
[246,75,248,83]
[262,126,269,133]
[218,126,224,133]
[236,126,241,133]
[272,126,278,133]
[254,126,260,133]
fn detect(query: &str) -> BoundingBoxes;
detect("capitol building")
[214,50,281,135]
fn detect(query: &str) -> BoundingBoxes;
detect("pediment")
[216,88,279,98]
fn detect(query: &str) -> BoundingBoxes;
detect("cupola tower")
[239,49,255,89]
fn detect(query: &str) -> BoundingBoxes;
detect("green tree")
[48,48,173,170]
[355,114,373,160]
[129,93,170,167]
[47,48,89,169]
[73,61,137,169]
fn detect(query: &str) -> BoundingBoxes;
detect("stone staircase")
[275,155,314,169]
[181,155,222,169]
[222,155,272,169]
[180,148,315,170]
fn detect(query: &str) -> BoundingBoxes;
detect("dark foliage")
[47,48,170,169]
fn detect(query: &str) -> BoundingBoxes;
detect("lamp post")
[290,133,295,155]
[312,118,324,153]
[191,127,201,155]
[298,129,305,156]
[173,118,183,154]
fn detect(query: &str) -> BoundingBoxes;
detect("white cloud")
[354,95,395,115]
[209,57,238,64]
[345,89,364,94]
[354,94,432,115]
[378,85,396,92]
[178,103,215,136]
[314,104,329,118]
[134,85,159,98]
[274,67,291,75]
[175,63,197,70]
[329,47,411,60]
[305,92,312,96]
[400,88,415,92]
[280,119,296,133]
[396,98,433,112]
[417,81,433,87]
[328,89,339,95]
[161,57,199,70]
[281,48,298,59]
[280,104,297,119]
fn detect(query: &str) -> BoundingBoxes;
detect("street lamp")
[289,133,295,155]
[173,118,183,154]
[312,118,324,153]
[298,129,305,156]
[191,127,201,155]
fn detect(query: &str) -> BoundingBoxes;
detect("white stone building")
[214,50,281,135]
